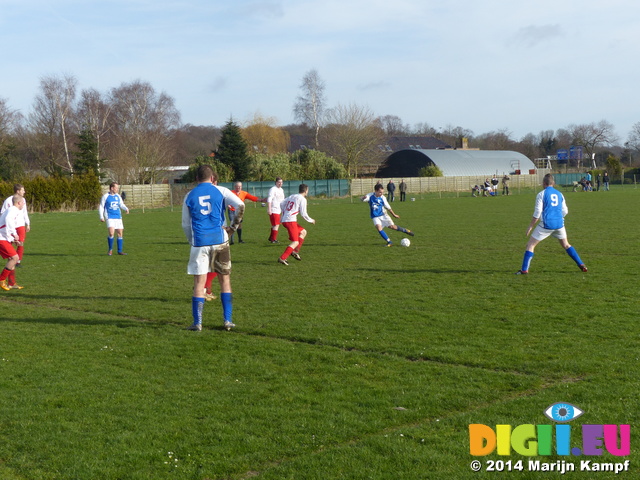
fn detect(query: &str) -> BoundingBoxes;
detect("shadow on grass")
[2,316,151,328]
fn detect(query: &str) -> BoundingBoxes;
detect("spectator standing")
[399,179,407,202]
[386,180,396,202]
[603,171,610,191]
[501,175,510,196]
[491,175,499,194]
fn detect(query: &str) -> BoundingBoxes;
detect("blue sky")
[2,0,639,141]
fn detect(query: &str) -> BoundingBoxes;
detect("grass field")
[0,186,638,479]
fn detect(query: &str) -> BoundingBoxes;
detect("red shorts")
[0,240,17,259]
[283,222,305,242]
[269,213,281,227]
[15,226,26,243]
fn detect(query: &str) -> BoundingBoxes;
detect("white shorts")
[373,214,394,229]
[531,224,567,241]
[106,219,124,230]
[187,243,231,276]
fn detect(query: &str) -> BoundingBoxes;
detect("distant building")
[376,149,535,178]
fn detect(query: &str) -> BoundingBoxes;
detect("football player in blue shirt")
[361,184,414,246]
[182,165,245,331]
[516,174,587,274]
[99,182,129,255]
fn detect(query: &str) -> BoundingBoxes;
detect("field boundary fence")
[113,171,637,210]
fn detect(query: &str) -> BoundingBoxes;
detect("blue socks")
[522,247,583,272]
[191,297,205,326]
[220,292,232,322]
[565,246,584,266]
[378,230,390,242]
[117,238,123,253]
[107,236,114,251]
[521,251,534,272]
[191,293,233,327]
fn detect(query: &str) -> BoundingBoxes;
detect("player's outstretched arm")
[525,217,539,236]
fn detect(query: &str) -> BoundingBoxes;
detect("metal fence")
[169,179,351,207]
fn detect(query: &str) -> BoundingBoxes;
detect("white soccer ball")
[400,238,410,247]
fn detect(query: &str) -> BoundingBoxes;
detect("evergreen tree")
[74,128,100,175]
[216,120,250,180]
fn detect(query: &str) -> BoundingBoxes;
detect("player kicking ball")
[361,183,414,246]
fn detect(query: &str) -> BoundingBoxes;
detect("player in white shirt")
[1,184,30,267]
[267,177,285,243]
[277,184,315,265]
[0,194,26,290]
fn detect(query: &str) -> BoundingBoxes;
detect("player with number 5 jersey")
[182,165,245,331]
[516,173,587,274]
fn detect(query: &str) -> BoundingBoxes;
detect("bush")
[0,173,102,212]
[292,149,347,179]
[180,156,234,184]
[419,165,443,177]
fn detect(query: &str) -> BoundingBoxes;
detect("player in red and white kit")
[277,184,315,266]
[0,194,26,290]
[1,184,30,267]
[267,177,285,243]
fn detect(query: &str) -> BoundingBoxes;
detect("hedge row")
[0,173,103,213]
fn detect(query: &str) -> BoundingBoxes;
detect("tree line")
[1,71,639,183]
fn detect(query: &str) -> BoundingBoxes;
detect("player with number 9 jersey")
[516,174,587,274]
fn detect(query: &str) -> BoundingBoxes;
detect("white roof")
[415,149,535,176]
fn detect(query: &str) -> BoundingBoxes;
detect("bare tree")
[413,122,438,136]
[568,120,619,167]
[440,125,474,148]
[375,115,410,136]
[625,122,640,157]
[107,80,181,183]
[293,69,326,148]
[475,128,515,150]
[28,74,78,174]
[76,88,113,175]
[0,98,21,141]
[320,103,385,177]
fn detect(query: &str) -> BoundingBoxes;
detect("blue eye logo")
[544,402,584,422]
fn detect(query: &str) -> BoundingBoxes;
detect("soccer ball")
[400,238,410,247]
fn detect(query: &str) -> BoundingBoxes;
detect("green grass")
[0,187,638,479]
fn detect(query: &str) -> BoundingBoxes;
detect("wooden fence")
[103,184,171,209]
[108,173,549,209]
[349,173,547,196]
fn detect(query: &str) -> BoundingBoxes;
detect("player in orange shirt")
[228,181,262,244]
[204,181,262,301]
